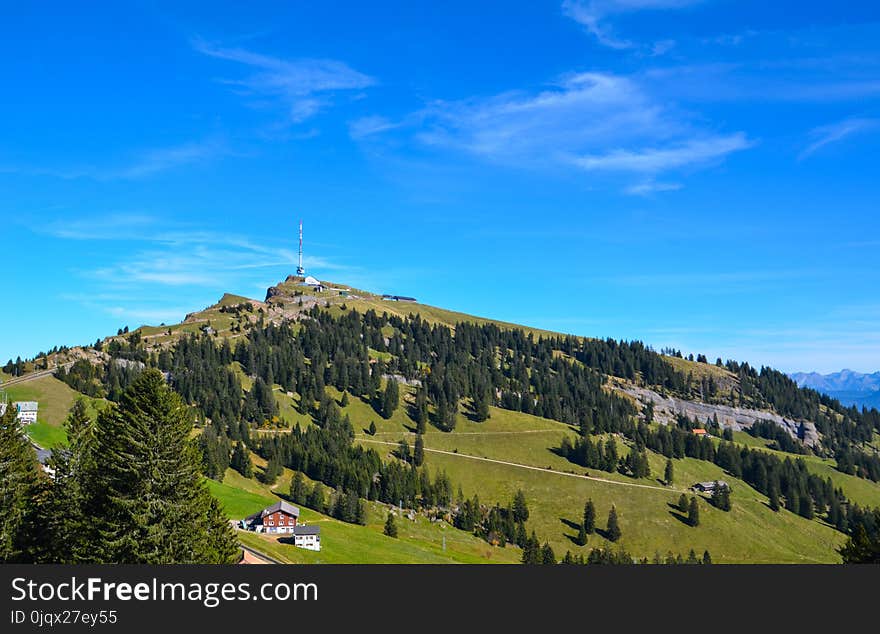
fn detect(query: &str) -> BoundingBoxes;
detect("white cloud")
[571,133,752,172]
[798,117,878,160]
[562,0,702,49]
[192,38,374,123]
[0,139,227,181]
[625,180,682,195]
[358,71,750,187]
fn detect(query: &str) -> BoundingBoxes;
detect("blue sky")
[2,1,879,373]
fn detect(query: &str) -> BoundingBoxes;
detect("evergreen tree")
[82,370,238,563]
[413,434,425,467]
[607,505,621,542]
[768,480,781,512]
[512,489,530,523]
[583,499,596,534]
[688,497,700,527]
[290,472,307,505]
[43,399,93,562]
[307,482,326,513]
[381,379,400,419]
[664,458,674,486]
[230,441,253,478]
[839,525,880,563]
[577,522,588,546]
[702,550,712,564]
[678,493,689,513]
[521,531,541,564]
[368,420,377,436]
[384,512,398,538]
[541,542,556,564]
[261,454,282,484]
[711,482,731,511]
[0,400,44,562]
[340,391,349,407]
[473,390,490,422]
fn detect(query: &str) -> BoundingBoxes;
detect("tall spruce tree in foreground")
[0,402,44,562]
[85,370,238,563]
[44,399,93,563]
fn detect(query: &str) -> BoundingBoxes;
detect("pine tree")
[384,512,398,538]
[340,391,349,407]
[702,550,712,564]
[583,499,596,534]
[261,454,282,484]
[83,370,238,563]
[307,482,325,513]
[768,480,781,512]
[577,522,588,546]
[678,493,689,513]
[712,482,731,511]
[0,400,44,562]
[541,542,556,564]
[512,489,529,523]
[521,531,541,564]
[606,505,621,542]
[664,458,674,485]
[231,441,252,478]
[43,399,93,563]
[413,434,424,467]
[381,379,400,419]
[290,472,307,505]
[688,497,700,527]
[473,390,490,422]
[368,420,377,436]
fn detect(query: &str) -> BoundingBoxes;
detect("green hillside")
[12,276,880,564]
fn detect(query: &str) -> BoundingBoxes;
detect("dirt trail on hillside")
[356,438,681,493]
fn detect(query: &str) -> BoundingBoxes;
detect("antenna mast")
[296,219,305,276]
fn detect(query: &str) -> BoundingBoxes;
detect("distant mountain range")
[790,369,880,410]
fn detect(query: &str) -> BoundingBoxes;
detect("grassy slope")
[349,397,845,563]
[208,467,519,564]
[5,375,104,448]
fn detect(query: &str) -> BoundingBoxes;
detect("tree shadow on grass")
[666,502,686,513]
[560,517,581,532]
[668,510,692,526]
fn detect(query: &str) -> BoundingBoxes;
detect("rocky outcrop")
[618,384,821,447]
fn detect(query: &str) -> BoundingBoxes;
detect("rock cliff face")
[617,384,821,447]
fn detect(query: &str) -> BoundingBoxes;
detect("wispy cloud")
[0,138,228,181]
[798,117,878,160]
[192,37,374,123]
[562,0,701,50]
[355,71,750,188]
[625,180,682,195]
[571,133,752,172]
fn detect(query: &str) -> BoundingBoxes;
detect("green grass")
[26,421,69,448]
[210,465,519,564]
[205,473,276,519]
[5,376,104,447]
[349,402,847,563]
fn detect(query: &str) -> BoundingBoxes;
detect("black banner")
[1,564,878,630]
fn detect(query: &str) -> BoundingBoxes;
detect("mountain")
[790,369,880,409]
[8,275,880,564]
